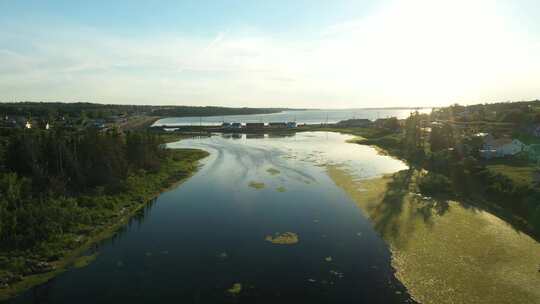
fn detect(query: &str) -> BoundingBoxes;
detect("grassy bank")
[0,148,209,301]
[327,166,540,304]
[315,126,540,236]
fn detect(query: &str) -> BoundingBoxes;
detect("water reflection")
[13,132,413,304]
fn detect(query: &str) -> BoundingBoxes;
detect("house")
[480,137,525,159]
[286,121,297,128]
[336,118,372,127]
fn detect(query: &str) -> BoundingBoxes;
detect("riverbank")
[327,166,540,304]
[307,126,540,239]
[0,148,209,301]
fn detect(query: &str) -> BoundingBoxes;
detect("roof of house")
[489,138,513,148]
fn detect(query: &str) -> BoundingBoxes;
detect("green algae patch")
[276,186,287,192]
[265,232,299,245]
[345,136,366,144]
[326,165,540,304]
[72,254,98,269]
[248,181,265,189]
[227,283,242,295]
[266,168,281,175]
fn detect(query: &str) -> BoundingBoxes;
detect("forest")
[0,127,207,287]
[0,102,286,119]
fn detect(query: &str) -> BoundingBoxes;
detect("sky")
[0,0,539,108]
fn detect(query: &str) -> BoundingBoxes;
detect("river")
[9,132,539,303]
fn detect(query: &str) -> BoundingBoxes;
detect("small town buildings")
[480,136,525,159]
[286,121,297,128]
[221,122,231,128]
[268,122,287,128]
[231,122,242,129]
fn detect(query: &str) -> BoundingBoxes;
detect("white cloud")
[1,0,539,107]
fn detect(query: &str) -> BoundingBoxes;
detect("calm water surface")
[153,108,431,126]
[12,132,414,303]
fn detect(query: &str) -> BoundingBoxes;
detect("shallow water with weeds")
[12,132,535,303]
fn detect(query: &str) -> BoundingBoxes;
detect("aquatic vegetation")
[248,181,265,189]
[72,254,98,269]
[265,232,299,245]
[329,270,344,278]
[227,283,242,295]
[217,252,228,260]
[276,186,287,192]
[266,168,281,175]
[325,256,333,262]
[327,165,540,304]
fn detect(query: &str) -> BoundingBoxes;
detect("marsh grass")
[266,168,281,175]
[276,186,287,192]
[227,283,242,295]
[248,181,265,189]
[265,232,299,245]
[72,254,98,269]
[327,165,540,304]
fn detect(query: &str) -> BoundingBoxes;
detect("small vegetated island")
[265,232,299,245]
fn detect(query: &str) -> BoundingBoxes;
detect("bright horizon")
[1,0,539,109]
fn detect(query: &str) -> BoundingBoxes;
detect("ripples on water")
[13,132,415,303]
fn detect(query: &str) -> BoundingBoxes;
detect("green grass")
[515,133,540,145]
[484,159,537,187]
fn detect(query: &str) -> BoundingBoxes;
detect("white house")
[480,137,525,159]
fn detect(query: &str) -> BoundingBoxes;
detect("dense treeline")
[0,102,286,119]
[0,128,167,251]
[431,100,540,125]
[150,106,286,117]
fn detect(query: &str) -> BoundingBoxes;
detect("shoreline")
[0,148,209,301]
[326,166,540,304]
